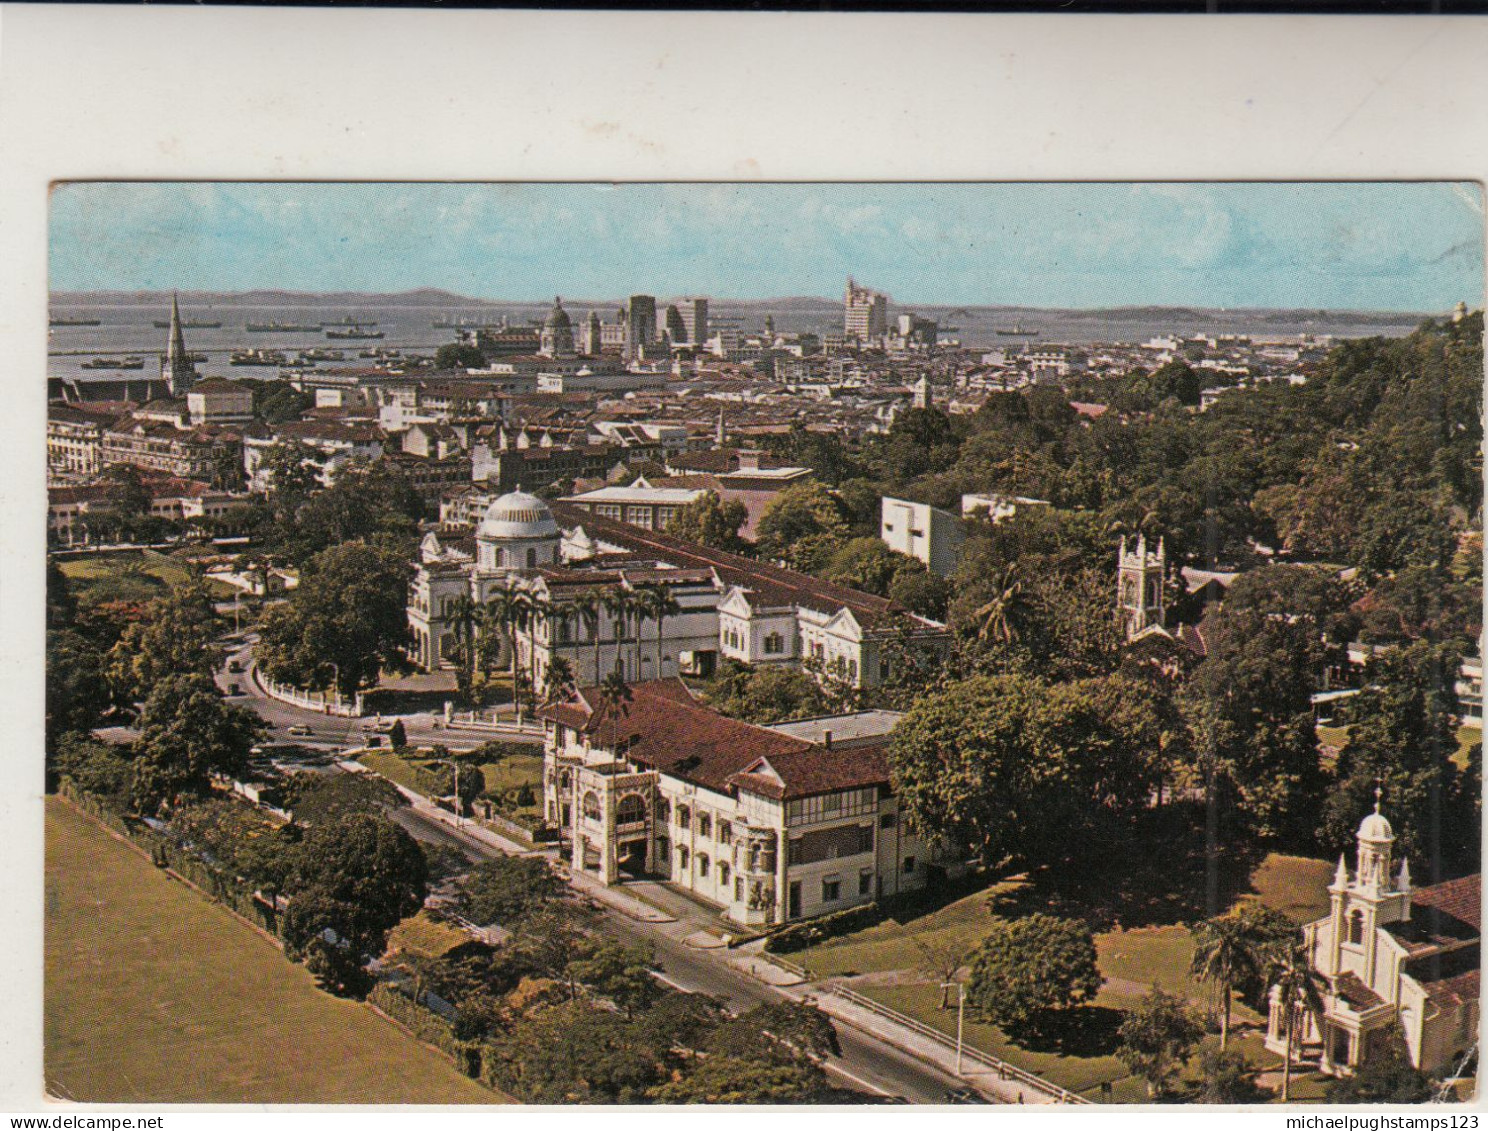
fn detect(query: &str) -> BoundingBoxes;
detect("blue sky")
[49,182,1484,311]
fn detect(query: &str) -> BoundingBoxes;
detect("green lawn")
[1454,725,1481,772]
[45,797,498,1104]
[791,853,1336,1102]
[357,749,544,826]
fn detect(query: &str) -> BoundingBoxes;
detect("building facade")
[880,496,965,578]
[541,680,933,927]
[844,278,888,342]
[1266,801,1479,1080]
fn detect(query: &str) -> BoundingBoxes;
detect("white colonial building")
[541,679,938,927]
[1267,799,1479,1079]
[408,493,951,690]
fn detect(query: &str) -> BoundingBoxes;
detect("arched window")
[559,769,572,789]
[1348,909,1365,945]
[582,791,601,821]
[697,853,710,878]
[678,846,689,869]
[656,798,671,823]
[719,862,730,886]
[676,804,691,830]
[617,794,646,825]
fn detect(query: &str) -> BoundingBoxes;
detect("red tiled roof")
[1412,875,1480,932]
[1408,944,1480,1007]
[551,501,922,630]
[1332,971,1386,1011]
[541,679,812,794]
[729,740,893,801]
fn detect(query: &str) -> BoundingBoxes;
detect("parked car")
[287,724,314,737]
[363,735,384,748]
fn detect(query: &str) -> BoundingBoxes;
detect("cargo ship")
[153,319,222,329]
[81,356,145,370]
[49,316,102,327]
[246,321,322,333]
[326,326,384,340]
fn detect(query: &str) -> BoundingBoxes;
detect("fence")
[444,709,544,737]
[826,983,1094,1105]
[258,672,365,718]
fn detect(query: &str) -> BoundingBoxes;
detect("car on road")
[287,724,314,737]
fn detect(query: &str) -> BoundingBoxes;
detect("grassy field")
[1318,722,1481,773]
[45,797,497,1104]
[57,549,238,600]
[791,853,1335,1102]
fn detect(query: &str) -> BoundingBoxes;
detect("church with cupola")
[1266,796,1480,1079]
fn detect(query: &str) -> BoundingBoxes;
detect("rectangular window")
[787,839,802,866]
[698,814,712,838]
[718,821,732,845]
[735,877,743,902]
[879,813,896,830]
[903,856,916,874]
[859,871,873,896]
[856,825,874,853]
[822,878,840,903]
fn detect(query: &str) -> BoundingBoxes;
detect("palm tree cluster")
[1188,903,1326,1101]
[448,579,684,718]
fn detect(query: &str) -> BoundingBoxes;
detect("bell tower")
[1117,534,1165,640]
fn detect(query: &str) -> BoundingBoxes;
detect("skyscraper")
[678,297,709,347]
[664,304,686,345]
[626,295,657,359]
[161,292,198,397]
[844,277,888,342]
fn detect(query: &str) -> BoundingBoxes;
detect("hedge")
[764,901,886,953]
[57,779,282,937]
[368,982,483,1079]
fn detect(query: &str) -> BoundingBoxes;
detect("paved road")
[220,634,539,755]
[387,801,967,1104]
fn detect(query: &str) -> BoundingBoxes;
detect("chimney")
[823,729,833,750]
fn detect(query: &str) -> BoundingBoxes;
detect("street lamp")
[940,981,966,1075]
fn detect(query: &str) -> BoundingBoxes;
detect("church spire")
[162,291,198,397]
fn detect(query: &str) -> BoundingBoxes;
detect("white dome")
[1358,808,1394,843]
[477,490,559,541]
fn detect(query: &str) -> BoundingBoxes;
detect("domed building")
[1267,795,1479,1081]
[539,296,575,359]
[476,489,560,573]
[407,487,562,670]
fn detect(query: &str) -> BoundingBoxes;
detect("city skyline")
[50,182,1484,313]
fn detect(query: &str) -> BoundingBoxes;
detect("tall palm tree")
[571,590,602,687]
[1267,943,1327,1101]
[602,588,634,680]
[525,598,549,718]
[1190,907,1270,1050]
[485,585,530,722]
[639,582,682,679]
[544,655,577,703]
[446,593,479,706]
[972,565,1032,646]
[598,669,633,756]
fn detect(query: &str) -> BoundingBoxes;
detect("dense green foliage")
[453,856,564,928]
[967,914,1102,1038]
[1116,985,1205,1099]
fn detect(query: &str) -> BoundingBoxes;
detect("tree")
[571,590,603,684]
[46,629,110,751]
[1322,640,1476,875]
[887,672,1167,869]
[255,541,412,698]
[1266,943,1327,1101]
[911,936,967,1009]
[665,490,748,552]
[636,582,681,678]
[887,566,950,621]
[1324,1026,1436,1103]
[52,734,133,803]
[486,585,531,718]
[966,915,1102,1039]
[455,855,563,927]
[819,536,915,597]
[544,654,577,703]
[755,482,850,568]
[1189,903,1295,1050]
[131,672,261,815]
[434,342,486,370]
[703,662,830,726]
[649,1054,827,1104]
[598,670,634,755]
[281,770,407,826]
[482,999,666,1103]
[280,811,428,995]
[387,719,407,751]
[105,576,220,704]
[445,593,480,706]
[567,939,661,1016]
[1197,1047,1268,1103]
[601,588,636,679]
[1116,985,1205,1099]
[969,565,1033,647]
